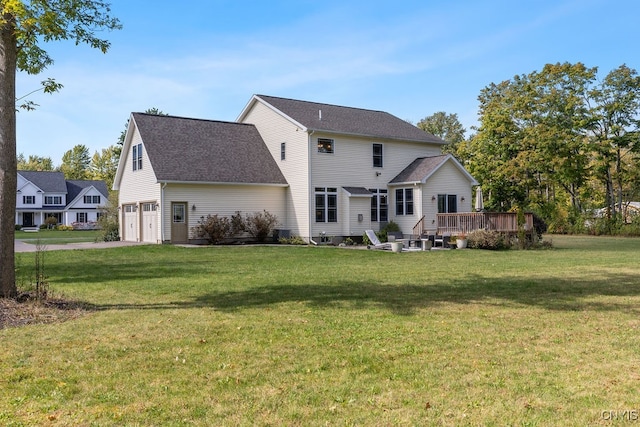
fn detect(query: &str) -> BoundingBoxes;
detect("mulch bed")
[0,293,89,330]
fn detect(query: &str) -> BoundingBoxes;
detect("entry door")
[171,202,188,243]
[23,212,34,227]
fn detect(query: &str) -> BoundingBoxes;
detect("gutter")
[160,182,167,243]
[307,130,318,245]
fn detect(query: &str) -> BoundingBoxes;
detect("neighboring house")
[16,170,109,229]
[113,94,478,244]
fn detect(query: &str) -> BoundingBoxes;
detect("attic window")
[317,138,334,154]
[133,143,143,171]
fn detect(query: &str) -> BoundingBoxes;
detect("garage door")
[141,202,158,243]
[123,204,138,242]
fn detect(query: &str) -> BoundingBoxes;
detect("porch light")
[192,204,196,211]
[461,197,465,202]
[431,195,436,201]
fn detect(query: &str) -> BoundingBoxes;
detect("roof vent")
[319,109,322,121]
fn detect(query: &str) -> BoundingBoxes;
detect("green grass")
[2,235,640,426]
[15,229,101,245]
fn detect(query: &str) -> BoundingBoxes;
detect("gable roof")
[239,95,446,144]
[389,154,478,185]
[130,113,288,185]
[17,170,67,193]
[66,180,109,203]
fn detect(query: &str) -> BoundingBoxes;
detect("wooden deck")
[413,212,534,236]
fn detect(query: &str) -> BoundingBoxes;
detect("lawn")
[2,235,640,426]
[15,229,101,245]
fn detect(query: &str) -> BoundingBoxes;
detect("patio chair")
[365,229,392,250]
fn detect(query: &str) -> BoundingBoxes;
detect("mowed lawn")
[2,235,640,426]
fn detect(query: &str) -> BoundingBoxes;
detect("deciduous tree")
[0,1,120,298]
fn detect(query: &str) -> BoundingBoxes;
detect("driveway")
[15,240,149,253]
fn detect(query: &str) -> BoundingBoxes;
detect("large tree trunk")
[0,16,18,298]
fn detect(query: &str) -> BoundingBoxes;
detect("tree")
[17,153,54,171]
[588,65,640,217]
[90,145,119,189]
[0,1,121,298]
[59,144,91,179]
[417,111,466,156]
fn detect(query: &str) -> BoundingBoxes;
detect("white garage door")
[141,202,158,243]
[123,204,138,242]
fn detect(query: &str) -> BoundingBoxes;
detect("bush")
[244,210,279,243]
[467,229,511,250]
[377,221,402,243]
[57,225,74,231]
[15,224,22,231]
[192,214,232,244]
[279,235,307,245]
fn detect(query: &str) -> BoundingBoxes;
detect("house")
[16,170,109,229]
[113,95,478,244]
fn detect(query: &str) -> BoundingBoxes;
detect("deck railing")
[436,212,534,235]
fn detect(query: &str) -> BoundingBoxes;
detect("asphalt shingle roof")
[18,170,67,193]
[255,95,445,144]
[390,155,450,184]
[132,113,288,185]
[66,180,109,202]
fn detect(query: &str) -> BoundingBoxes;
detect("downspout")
[308,130,318,245]
[160,182,167,243]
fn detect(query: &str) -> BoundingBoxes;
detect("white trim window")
[76,212,88,223]
[44,196,62,205]
[395,188,414,216]
[315,187,337,222]
[280,142,286,160]
[133,143,143,171]
[84,195,101,204]
[317,138,334,154]
[372,143,383,168]
[23,195,35,204]
[369,188,388,222]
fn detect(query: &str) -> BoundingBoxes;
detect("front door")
[171,202,188,244]
[23,212,34,227]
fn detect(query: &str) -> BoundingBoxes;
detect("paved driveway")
[15,240,148,253]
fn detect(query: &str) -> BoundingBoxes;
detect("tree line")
[420,62,640,234]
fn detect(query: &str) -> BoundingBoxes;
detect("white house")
[113,95,478,244]
[16,170,109,229]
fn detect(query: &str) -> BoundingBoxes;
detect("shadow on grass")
[87,272,640,315]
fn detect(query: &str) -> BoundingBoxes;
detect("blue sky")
[16,0,640,164]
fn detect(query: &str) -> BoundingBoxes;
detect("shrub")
[57,225,74,231]
[96,191,120,241]
[192,214,232,244]
[377,221,402,243]
[279,235,307,245]
[244,210,279,243]
[467,229,511,250]
[45,216,58,229]
[15,224,22,231]
[39,224,48,230]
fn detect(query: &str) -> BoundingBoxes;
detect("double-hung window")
[438,194,458,213]
[76,212,88,223]
[281,142,286,160]
[23,196,35,205]
[132,143,143,171]
[369,188,388,222]
[44,196,62,205]
[84,195,101,204]
[315,187,337,222]
[372,143,383,168]
[395,188,414,216]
